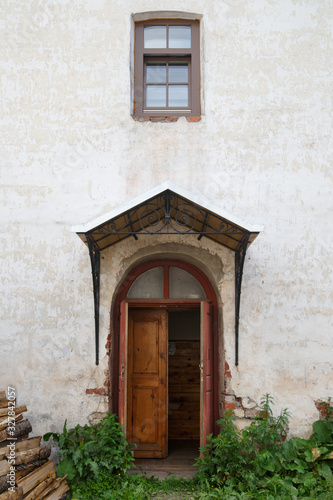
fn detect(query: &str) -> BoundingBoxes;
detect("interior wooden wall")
[168,340,200,439]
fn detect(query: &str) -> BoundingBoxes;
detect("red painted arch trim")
[116,259,217,303]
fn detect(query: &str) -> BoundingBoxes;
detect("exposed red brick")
[104,379,110,387]
[186,116,201,122]
[86,388,107,395]
[225,361,230,371]
[315,402,327,411]
[105,342,111,350]
[225,402,236,410]
[225,370,232,378]
[315,401,330,418]
[146,116,179,122]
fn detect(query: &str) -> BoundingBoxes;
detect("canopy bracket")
[235,234,249,366]
[87,234,100,365]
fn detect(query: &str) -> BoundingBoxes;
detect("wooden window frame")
[134,19,200,117]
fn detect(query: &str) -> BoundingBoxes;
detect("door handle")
[199,363,203,381]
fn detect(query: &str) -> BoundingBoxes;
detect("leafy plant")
[43,397,333,499]
[195,394,333,498]
[43,412,134,487]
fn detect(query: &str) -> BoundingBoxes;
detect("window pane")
[169,267,206,299]
[169,64,188,83]
[169,26,191,48]
[144,26,167,48]
[146,85,166,107]
[168,85,188,107]
[127,267,164,298]
[146,64,166,83]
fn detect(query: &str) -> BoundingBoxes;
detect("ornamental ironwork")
[90,191,246,237]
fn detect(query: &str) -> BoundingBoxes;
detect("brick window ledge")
[133,116,201,123]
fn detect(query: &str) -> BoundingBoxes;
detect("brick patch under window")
[186,116,201,122]
[133,116,178,122]
[133,116,201,122]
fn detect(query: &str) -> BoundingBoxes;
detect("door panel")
[127,309,168,458]
[200,301,213,448]
[132,387,158,443]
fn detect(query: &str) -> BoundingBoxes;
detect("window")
[134,19,200,117]
[126,264,206,299]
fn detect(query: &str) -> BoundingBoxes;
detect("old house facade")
[1,1,332,455]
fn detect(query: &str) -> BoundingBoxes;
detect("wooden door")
[127,308,168,458]
[200,301,213,448]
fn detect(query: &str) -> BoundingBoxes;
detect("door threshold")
[129,440,199,478]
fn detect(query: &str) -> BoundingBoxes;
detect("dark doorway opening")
[168,310,200,456]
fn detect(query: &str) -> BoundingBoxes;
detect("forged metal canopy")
[72,181,262,251]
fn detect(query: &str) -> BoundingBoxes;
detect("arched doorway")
[112,259,218,458]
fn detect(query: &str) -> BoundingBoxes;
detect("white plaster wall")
[0,0,332,437]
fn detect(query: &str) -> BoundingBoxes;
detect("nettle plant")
[44,412,134,487]
[195,395,333,499]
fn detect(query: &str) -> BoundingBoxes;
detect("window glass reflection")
[169,26,191,48]
[146,85,166,107]
[146,64,167,83]
[144,26,167,48]
[169,267,206,298]
[168,85,188,107]
[169,64,188,83]
[127,267,164,298]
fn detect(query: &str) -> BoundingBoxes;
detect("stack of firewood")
[0,391,69,500]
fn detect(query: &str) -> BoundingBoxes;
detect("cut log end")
[0,486,23,500]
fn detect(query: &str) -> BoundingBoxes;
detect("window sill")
[133,116,201,123]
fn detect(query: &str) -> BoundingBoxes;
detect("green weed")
[195,395,333,499]
[43,412,134,489]
[44,397,333,499]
